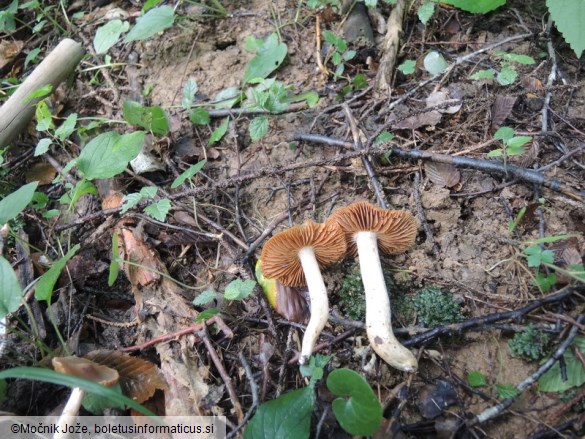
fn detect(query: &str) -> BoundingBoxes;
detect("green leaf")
[82,382,125,414]
[0,182,39,225]
[470,69,495,80]
[171,159,207,189]
[418,2,435,24]
[193,290,219,306]
[249,116,269,142]
[124,5,175,42]
[25,84,53,103]
[24,47,41,68]
[506,136,531,150]
[61,179,98,207]
[497,65,518,86]
[243,33,288,83]
[327,369,383,436]
[182,79,198,109]
[224,279,257,301]
[524,246,554,267]
[144,198,171,222]
[524,234,580,245]
[374,130,395,145]
[0,256,23,318]
[299,354,330,386]
[54,113,78,141]
[508,206,526,234]
[0,367,158,417]
[244,386,314,439]
[467,371,487,387]
[0,0,18,33]
[140,186,157,198]
[438,0,506,14]
[142,0,162,12]
[534,273,557,292]
[495,384,520,399]
[423,51,449,75]
[121,192,143,213]
[190,108,211,125]
[213,87,243,109]
[209,117,229,144]
[487,148,503,157]
[195,308,221,323]
[352,73,368,90]
[397,59,416,75]
[539,336,585,392]
[304,90,320,107]
[123,101,169,136]
[495,51,535,65]
[343,50,356,61]
[34,138,51,156]
[546,0,585,58]
[93,20,129,54]
[77,131,144,180]
[35,100,53,131]
[494,126,514,142]
[108,232,120,287]
[34,244,80,302]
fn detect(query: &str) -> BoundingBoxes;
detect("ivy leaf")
[224,279,257,301]
[327,369,383,436]
[144,198,171,222]
[124,5,175,42]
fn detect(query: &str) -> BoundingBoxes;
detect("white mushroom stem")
[55,387,84,439]
[298,246,329,365]
[355,231,418,372]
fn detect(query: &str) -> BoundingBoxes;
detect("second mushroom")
[260,220,347,364]
[328,202,418,372]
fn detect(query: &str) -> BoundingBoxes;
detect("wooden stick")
[0,38,85,148]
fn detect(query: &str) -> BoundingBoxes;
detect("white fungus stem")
[55,387,84,439]
[298,246,329,364]
[355,231,418,372]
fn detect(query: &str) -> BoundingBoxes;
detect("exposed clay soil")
[1,0,585,437]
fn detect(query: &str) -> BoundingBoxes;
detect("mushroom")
[328,202,418,372]
[260,220,347,364]
[256,259,310,323]
[52,356,119,432]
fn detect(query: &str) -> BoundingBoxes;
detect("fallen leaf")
[26,162,57,185]
[425,162,461,188]
[490,95,517,131]
[393,110,442,130]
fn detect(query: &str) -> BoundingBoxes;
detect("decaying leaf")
[551,237,583,266]
[426,90,462,114]
[26,162,57,185]
[490,95,517,131]
[417,379,458,419]
[393,110,442,130]
[85,349,167,403]
[424,162,461,188]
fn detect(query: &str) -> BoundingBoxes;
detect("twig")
[199,325,244,423]
[342,103,388,208]
[207,102,308,118]
[227,352,259,439]
[470,314,585,426]
[374,0,406,93]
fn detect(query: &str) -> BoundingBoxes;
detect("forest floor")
[1,0,584,438]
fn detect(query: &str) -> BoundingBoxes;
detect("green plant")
[322,31,355,79]
[467,370,520,399]
[539,336,585,392]
[471,51,535,86]
[244,355,383,438]
[414,287,464,328]
[488,126,532,158]
[509,325,551,361]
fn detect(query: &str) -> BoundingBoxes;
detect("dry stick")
[374,0,407,93]
[199,325,245,424]
[287,328,358,365]
[227,352,260,439]
[403,286,581,347]
[470,314,585,426]
[342,103,388,209]
[0,39,84,148]
[207,102,308,118]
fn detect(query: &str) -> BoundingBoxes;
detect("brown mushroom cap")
[52,356,119,387]
[328,202,417,256]
[260,220,347,287]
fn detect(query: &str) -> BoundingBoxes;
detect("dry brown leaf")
[426,90,461,114]
[85,349,167,403]
[0,40,23,69]
[26,162,57,185]
[490,95,517,131]
[424,162,461,188]
[393,110,442,130]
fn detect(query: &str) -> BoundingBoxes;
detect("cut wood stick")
[0,38,85,148]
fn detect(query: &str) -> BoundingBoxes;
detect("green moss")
[414,287,464,328]
[508,324,551,361]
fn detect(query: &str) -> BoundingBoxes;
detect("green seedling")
[471,51,535,86]
[488,126,532,158]
[322,31,355,79]
[467,371,520,399]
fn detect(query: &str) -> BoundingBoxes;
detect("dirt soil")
[1,0,585,438]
